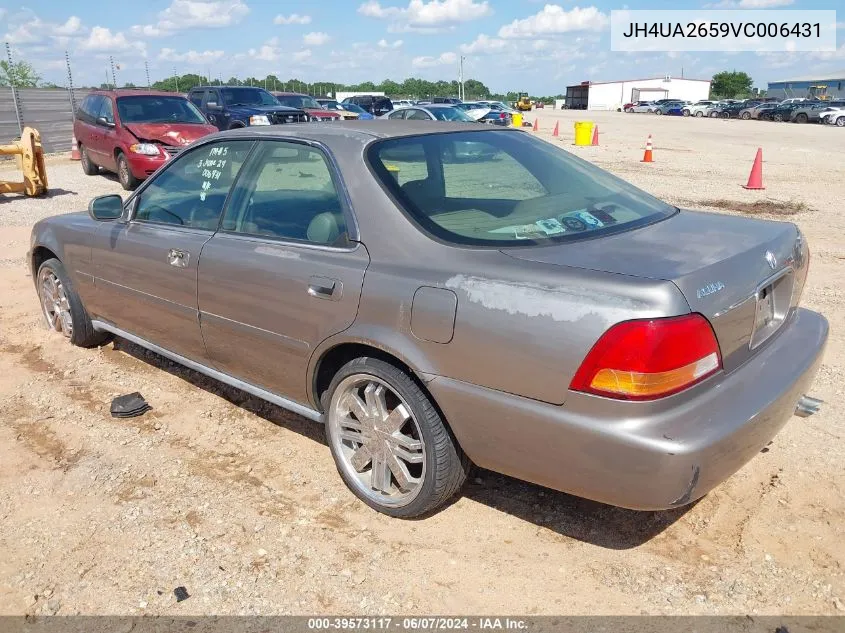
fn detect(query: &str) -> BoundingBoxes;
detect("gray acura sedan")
[29,122,827,518]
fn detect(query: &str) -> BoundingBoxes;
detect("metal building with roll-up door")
[564,76,712,111]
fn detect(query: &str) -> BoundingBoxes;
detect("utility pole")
[174,66,179,92]
[109,56,117,87]
[459,55,466,100]
[145,60,151,88]
[65,50,77,112]
[6,42,23,135]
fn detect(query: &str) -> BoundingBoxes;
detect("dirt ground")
[1,111,844,616]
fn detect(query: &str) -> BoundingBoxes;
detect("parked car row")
[624,96,845,126]
[74,87,512,191]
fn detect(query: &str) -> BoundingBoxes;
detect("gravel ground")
[0,112,844,616]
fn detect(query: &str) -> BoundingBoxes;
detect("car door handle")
[168,248,190,268]
[308,276,342,301]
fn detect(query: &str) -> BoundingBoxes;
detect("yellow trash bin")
[574,121,594,146]
[512,112,523,128]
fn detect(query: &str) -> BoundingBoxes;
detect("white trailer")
[334,91,386,102]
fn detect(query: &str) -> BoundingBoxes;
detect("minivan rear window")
[368,130,676,247]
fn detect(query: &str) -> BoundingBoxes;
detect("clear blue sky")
[2,0,842,93]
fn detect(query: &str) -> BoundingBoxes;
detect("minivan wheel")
[80,145,99,175]
[37,258,109,348]
[324,357,469,518]
[116,153,140,191]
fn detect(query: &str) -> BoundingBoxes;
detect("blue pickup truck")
[188,86,308,130]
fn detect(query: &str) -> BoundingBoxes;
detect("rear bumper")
[429,308,828,510]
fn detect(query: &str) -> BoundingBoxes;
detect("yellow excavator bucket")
[0,127,49,197]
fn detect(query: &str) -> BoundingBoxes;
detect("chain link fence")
[0,87,91,155]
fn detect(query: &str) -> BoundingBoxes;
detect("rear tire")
[654,110,662,116]
[740,112,751,120]
[773,113,784,122]
[694,111,704,118]
[837,116,845,127]
[795,113,808,123]
[682,109,690,117]
[324,357,469,518]
[36,258,109,348]
[80,145,98,175]
[116,152,140,191]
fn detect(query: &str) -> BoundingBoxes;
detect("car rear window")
[368,130,676,247]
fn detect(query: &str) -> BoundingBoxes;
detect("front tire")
[773,113,784,122]
[795,113,808,123]
[837,116,845,127]
[741,111,751,120]
[37,258,109,348]
[682,109,690,117]
[324,357,469,518]
[695,111,704,118]
[80,145,99,175]
[116,152,140,191]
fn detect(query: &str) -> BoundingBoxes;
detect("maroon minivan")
[74,89,218,190]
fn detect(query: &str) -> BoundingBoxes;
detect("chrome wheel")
[328,374,425,508]
[38,268,73,337]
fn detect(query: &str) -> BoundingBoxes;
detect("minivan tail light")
[570,314,722,400]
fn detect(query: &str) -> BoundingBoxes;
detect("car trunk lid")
[501,209,807,371]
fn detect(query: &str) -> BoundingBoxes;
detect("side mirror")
[206,101,222,111]
[88,194,123,221]
[96,117,115,128]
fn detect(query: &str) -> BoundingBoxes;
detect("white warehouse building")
[564,76,712,111]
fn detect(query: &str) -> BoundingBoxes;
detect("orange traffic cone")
[591,125,599,146]
[552,121,559,137]
[742,148,765,190]
[71,135,81,161]
[533,118,538,132]
[641,134,654,162]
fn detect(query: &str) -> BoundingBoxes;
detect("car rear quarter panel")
[312,133,692,406]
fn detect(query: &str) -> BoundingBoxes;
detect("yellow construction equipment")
[513,92,533,111]
[0,127,48,197]
[808,85,830,100]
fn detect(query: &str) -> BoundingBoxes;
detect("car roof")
[211,120,515,144]
[89,89,181,98]
[192,85,269,90]
[273,91,310,97]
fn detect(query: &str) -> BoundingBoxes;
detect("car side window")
[205,89,219,107]
[189,91,203,107]
[220,141,347,245]
[80,95,103,123]
[97,97,115,125]
[388,110,406,120]
[405,109,430,121]
[134,140,254,230]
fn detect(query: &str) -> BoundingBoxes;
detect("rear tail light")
[570,314,722,400]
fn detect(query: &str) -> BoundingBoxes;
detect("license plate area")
[750,269,794,349]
